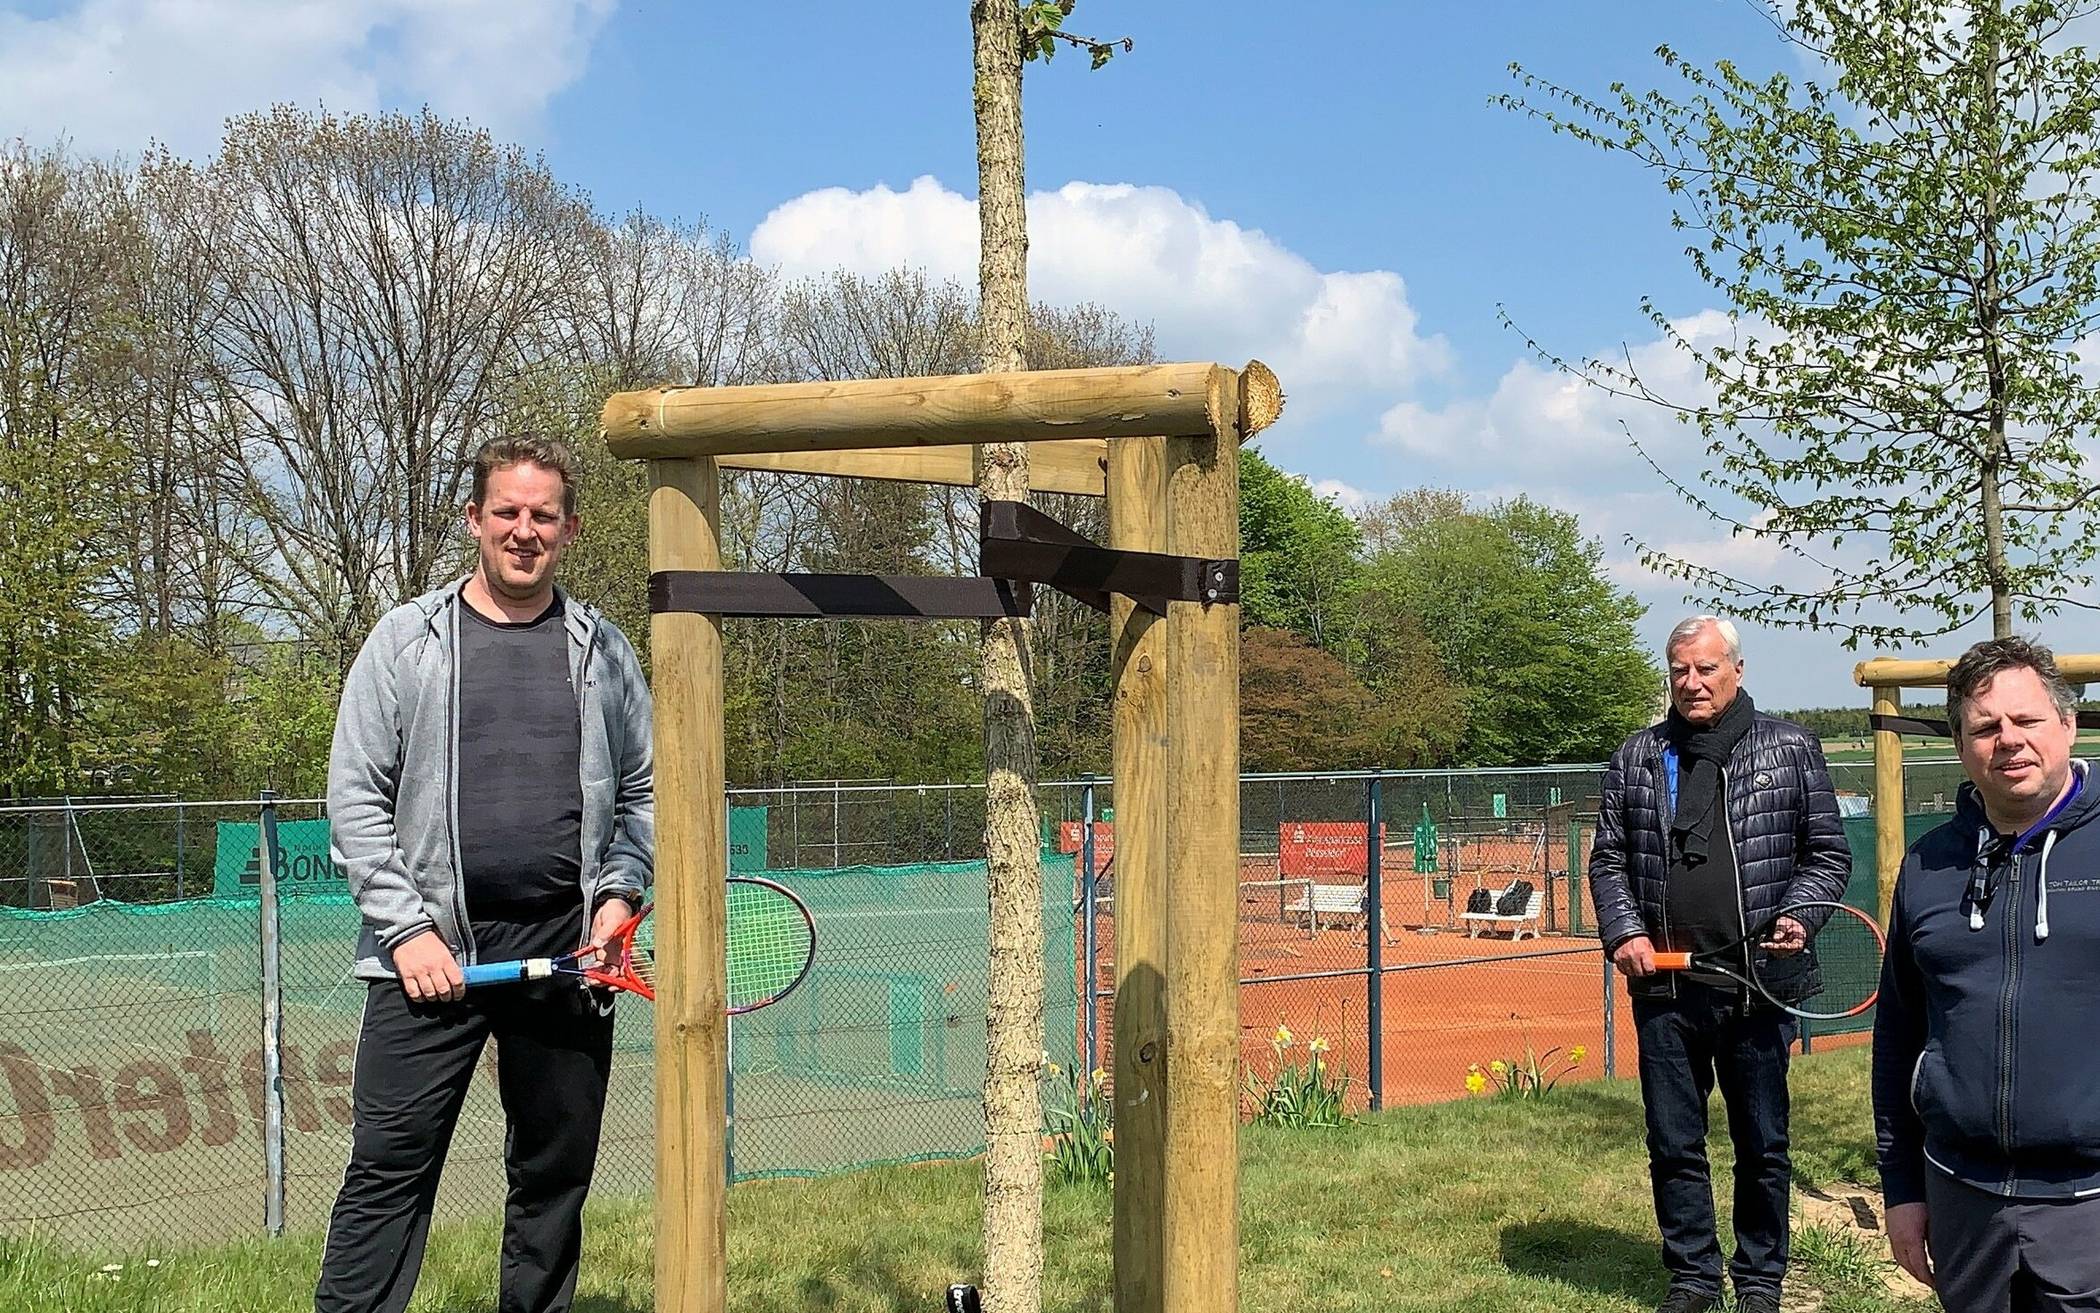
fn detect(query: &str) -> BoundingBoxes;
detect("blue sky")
[5,0,2086,711]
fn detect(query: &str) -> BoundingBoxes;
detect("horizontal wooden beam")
[602,362,1265,460]
[1855,653,2100,687]
[715,440,1106,497]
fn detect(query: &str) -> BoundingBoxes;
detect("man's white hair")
[1666,615,1743,664]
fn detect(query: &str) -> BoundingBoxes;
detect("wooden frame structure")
[1854,652,2100,924]
[605,359,1283,1313]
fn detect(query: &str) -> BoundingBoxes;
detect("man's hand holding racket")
[1612,934,1658,978]
[581,896,638,966]
[395,930,466,1003]
[460,877,817,1013]
[1760,915,1808,954]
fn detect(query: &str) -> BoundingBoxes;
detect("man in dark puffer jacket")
[1873,637,2100,1312]
[1590,616,1852,1313]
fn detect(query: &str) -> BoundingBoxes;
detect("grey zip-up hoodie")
[328,579,655,979]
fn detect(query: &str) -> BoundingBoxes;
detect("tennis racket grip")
[1651,951,1694,970]
[462,958,556,986]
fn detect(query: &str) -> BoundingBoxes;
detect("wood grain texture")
[715,439,1106,496]
[1872,685,1904,929]
[648,458,729,1313]
[1161,370,1241,1313]
[1109,435,1169,1313]
[602,363,1232,458]
[1855,653,2100,685]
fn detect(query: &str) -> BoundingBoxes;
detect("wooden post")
[1872,683,1904,928]
[1109,435,1169,1313]
[649,457,729,1313]
[1161,373,1241,1313]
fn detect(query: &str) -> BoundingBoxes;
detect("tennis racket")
[1650,899,1884,1020]
[461,877,816,1014]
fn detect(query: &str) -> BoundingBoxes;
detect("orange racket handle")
[1652,951,1693,970]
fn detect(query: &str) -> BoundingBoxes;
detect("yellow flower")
[1273,1023,1294,1049]
[1465,1070,1488,1094]
[1569,1045,1588,1065]
[1091,1067,1109,1089]
[1489,1060,1508,1077]
[1308,1036,1331,1055]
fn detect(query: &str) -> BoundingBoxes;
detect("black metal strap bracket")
[650,570,1029,619]
[646,500,1237,621]
[978,500,1238,617]
[1868,709,2100,740]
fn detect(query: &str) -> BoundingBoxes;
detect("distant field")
[1820,730,2100,764]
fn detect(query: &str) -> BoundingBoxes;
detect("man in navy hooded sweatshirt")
[1874,636,2100,1311]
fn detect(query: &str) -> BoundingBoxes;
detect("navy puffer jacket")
[1588,712,1853,998]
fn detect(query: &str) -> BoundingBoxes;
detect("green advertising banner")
[213,818,336,896]
[216,809,769,896]
[729,805,768,872]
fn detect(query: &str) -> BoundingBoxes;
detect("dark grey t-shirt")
[456,596,584,922]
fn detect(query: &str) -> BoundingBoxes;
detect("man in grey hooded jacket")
[315,435,653,1313]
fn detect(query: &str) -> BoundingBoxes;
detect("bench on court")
[1459,882,1544,941]
[1283,881,1396,944]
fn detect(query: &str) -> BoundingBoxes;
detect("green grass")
[2,1047,1934,1313]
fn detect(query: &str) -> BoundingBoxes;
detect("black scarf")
[1666,690,1755,865]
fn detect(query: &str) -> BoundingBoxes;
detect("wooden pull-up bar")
[630,359,1272,1313]
[602,360,1284,460]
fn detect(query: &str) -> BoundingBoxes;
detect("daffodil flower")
[1465,1070,1488,1094]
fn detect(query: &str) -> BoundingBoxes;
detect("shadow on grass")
[573,1298,652,1313]
[1499,1218,1666,1305]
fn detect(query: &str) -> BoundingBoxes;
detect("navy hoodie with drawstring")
[1873,760,2100,1205]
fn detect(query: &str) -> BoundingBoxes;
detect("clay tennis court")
[1086,912,1634,1111]
[1080,861,1873,1112]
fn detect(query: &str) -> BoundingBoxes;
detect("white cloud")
[1310,478,1370,512]
[749,175,1450,405]
[0,0,615,159]
[1374,308,1737,473]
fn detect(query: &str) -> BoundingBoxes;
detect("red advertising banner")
[1056,820,1115,875]
[1277,821,1387,877]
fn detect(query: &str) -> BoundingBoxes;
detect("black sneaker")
[1656,1291,1718,1313]
[1734,1292,1781,1313]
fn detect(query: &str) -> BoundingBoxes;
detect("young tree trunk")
[972,3,1044,1312]
[1977,5,2013,639]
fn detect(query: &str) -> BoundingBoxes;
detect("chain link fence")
[0,762,1943,1244]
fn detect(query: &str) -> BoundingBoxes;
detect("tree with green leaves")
[1503,0,2100,647]
[1365,494,1657,765]
[0,144,133,798]
[1238,448,1366,653]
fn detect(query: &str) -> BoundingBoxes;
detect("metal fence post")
[1601,955,1617,1081]
[1080,777,1099,1080]
[258,790,288,1235]
[1366,774,1384,1113]
[176,801,187,900]
[725,786,738,1186]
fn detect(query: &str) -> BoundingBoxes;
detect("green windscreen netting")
[0,855,1079,1245]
